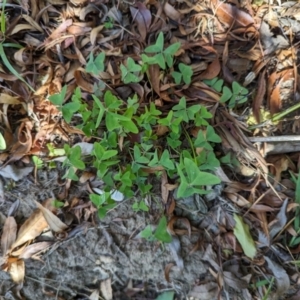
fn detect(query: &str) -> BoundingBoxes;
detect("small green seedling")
[104,17,114,29]
[172,63,193,85]
[32,156,43,169]
[142,32,180,69]
[120,57,142,84]
[86,51,106,75]
[140,216,172,243]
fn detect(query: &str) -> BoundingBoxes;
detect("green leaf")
[140,225,153,239]
[90,193,106,207]
[160,150,175,170]
[220,86,232,103]
[1,0,6,34]
[213,79,224,92]
[133,145,149,164]
[184,158,220,186]
[49,85,67,106]
[172,97,186,111]
[120,120,139,133]
[101,150,118,160]
[206,125,222,143]
[64,167,79,181]
[53,199,64,208]
[86,52,105,74]
[155,53,166,69]
[69,146,85,169]
[154,216,172,243]
[164,42,181,55]
[171,71,182,84]
[139,200,149,211]
[0,132,6,150]
[32,156,43,169]
[127,57,142,72]
[178,63,193,85]
[233,214,257,259]
[232,81,248,95]
[145,32,164,53]
[62,101,81,123]
[106,111,120,131]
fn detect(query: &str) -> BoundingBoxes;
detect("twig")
[248,135,300,143]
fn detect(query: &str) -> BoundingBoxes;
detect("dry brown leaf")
[8,259,25,284]
[148,64,160,96]
[1,216,17,256]
[164,3,181,22]
[74,69,94,93]
[164,262,175,282]
[213,0,254,28]
[34,200,68,233]
[0,93,21,105]
[252,69,266,123]
[130,3,151,40]
[10,24,36,35]
[198,58,220,80]
[90,25,104,46]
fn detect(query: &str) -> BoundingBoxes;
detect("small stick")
[248,136,300,143]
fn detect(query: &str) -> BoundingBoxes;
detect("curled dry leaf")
[198,58,221,80]
[252,69,266,123]
[34,201,68,233]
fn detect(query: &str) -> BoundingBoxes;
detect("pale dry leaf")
[223,271,248,291]
[100,278,113,300]
[11,209,48,249]
[265,256,290,299]
[34,201,68,233]
[167,236,184,270]
[1,216,17,255]
[269,198,288,240]
[19,241,53,259]
[188,282,218,299]
[89,289,99,300]
[0,165,33,181]
[9,259,25,284]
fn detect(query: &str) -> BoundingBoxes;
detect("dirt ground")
[0,167,209,300]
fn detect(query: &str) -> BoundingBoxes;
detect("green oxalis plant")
[204,78,249,109]
[48,33,224,243]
